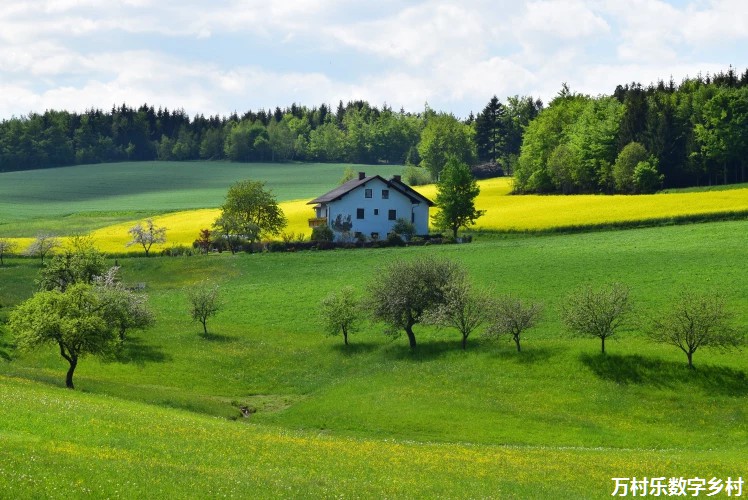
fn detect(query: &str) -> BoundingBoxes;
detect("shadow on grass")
[492,346,557,364]
[114,337,171,365]
[330,341,381,355]
[0,330,14,361]
[389,339,466,361]
[200,332,236,343]
[580,353,748,397]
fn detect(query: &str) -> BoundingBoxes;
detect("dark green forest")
[2,66,747,193]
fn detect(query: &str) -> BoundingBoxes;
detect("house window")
[388,209,397,221]
[374,209,379,216]
[365,189,372,198]
[381,189,389,199]
[357,208,365,219]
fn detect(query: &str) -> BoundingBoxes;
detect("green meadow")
[0,161,402,237]
[1,215,747,497]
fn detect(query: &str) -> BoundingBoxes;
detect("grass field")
[0,161,403,237]
[1,218,746,497]
[2,163,747,496]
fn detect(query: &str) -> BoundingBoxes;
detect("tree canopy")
[218,179,287,243]
[367,257,465,349]
[432,158,485,238]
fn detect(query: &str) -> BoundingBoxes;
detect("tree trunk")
[514,335,521,352]
[404,324,417,349]
[687,351,694,369]
[65,357,77,389]
[461,334,467,350]
[343,330,349,346]
[202,319,208,335]
[601,336,606,354]
[452,226,458,239]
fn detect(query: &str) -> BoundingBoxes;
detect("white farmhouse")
[307,172,433,241]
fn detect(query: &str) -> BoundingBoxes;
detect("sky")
[1,0,747,120]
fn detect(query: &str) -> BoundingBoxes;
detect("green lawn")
[1,220,746,497]
[0,161,402,236]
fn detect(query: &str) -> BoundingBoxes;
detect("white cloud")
[522,0,610,39]
[1,1,748,119]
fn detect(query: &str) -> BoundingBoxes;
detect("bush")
[311,225,334,242]
[386,233,405,247]
[633,160,664,194]
[267,241,287,252]
[391,218,416,241]
[162,245,194,257]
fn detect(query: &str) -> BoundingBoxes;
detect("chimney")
[358,172,366,180]
[393,175,401,182]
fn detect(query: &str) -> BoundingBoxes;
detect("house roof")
[307,175,434,206]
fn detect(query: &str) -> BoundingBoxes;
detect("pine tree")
[475,96,506,164]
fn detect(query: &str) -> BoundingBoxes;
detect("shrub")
[386,233,405,247]
[311,225,334,242]
[391,218,416,241]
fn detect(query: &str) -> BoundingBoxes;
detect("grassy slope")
[3,376,737,499]
[0,161,402,236]
[1,221,746,497]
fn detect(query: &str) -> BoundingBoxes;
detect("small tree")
[218,179,287,243]
[194,228,212,254]
[94,267,155,341]
[9,284,117,389]
[423,278,489,350]
[339,166,357,185]
[650,290,744,369]
[561,283,631,354]
[212,212,251,254]
[126,219,167,256]
[485,295,542,352]
[187,281,222,336]
[432,157,485,238]
[368,257,464,349]
[24,233,61,265]
[319,286,360,345]
[0,238,17,266]
[37,235,107,291]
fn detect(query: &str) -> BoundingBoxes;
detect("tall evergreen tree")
[475,96,506,164]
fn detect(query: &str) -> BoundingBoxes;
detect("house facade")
[308,172,433,241]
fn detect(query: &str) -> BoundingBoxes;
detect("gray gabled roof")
[307,175,434,207]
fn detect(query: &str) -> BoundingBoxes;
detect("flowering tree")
[126,219,166,256]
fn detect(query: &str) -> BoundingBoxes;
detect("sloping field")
[2,376,739,499]
[2,220,747,497]
[0,161,402,237]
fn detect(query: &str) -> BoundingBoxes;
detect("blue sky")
[1,0,747,120]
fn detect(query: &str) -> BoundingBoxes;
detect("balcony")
[308,217,328,228]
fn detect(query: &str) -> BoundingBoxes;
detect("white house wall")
[325,177,428,240]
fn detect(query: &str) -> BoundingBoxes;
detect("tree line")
[323,256,744,369]
[2,65,747,193]
[514,66,748,194]
[0,97,538,180]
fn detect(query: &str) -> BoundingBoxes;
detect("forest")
[1,66,747,192]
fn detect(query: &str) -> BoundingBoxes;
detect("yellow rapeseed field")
[8,178,748,254]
